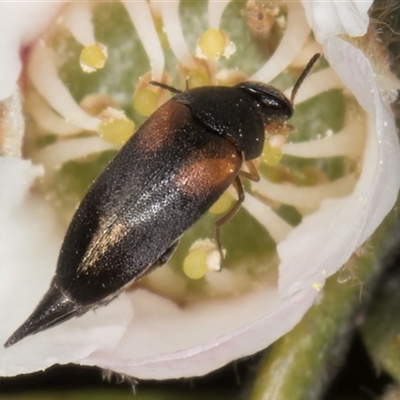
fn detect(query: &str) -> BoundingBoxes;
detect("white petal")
[301,0,372,43]
[83,286,316,379]
[278,37,400,296]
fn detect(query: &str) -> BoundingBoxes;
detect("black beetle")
[4,54,320,347]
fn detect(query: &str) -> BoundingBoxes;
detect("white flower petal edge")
[82,285,317,379]
[278,37,400,296]
[301,0,372,43]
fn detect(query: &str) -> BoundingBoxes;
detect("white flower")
[0,0,399,380]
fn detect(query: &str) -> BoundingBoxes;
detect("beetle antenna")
[149,81,182,94]
[290,53,321,104]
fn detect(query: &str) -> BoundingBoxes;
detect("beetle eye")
[237,82,293,123]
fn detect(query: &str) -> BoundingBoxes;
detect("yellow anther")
[133,88,158,117]
[262,141,283,166]
[199,29,225,60]
[99,118,135,144]
[80,43,108,73]
[183,247,208,280]
[209,191,234,215]
[188,66,210,89]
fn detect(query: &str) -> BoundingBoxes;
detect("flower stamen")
[284,67,344,105]
[243,195,293,243]
[208,0,230,30]
[26,91,81,136]
[251,1,311,82]
[33,137,118,171]
[183,239,222,280]
[159,2,197,70]
[282,118,365,159]
[123,1,164,81]
[28,44,100,131]
[254,173,357,211]
[62,2,96,47]
[80,44,108,74]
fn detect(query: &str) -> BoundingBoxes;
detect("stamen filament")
[63,3,96,46]
[28,44,101,131]
[208,0,230,29]
[26,91,82,136]
[282,119,365,159]
[251,1,311,82]
[123,1,165,81]
[160,2,197,69]
[243,195,293,243]
[33,137,118,170]
[254,174,357,210]
[284,67,344,105]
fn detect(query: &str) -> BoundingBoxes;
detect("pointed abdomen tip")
[4,284,79,348]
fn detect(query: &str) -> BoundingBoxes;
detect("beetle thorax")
[175,86,266,160]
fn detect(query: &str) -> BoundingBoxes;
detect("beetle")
[4,54,320,347]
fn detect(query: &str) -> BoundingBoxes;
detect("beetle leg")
[215,175,245,264]
[239,160,260,182]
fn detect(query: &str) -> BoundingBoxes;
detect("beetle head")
[237,81,293,125]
